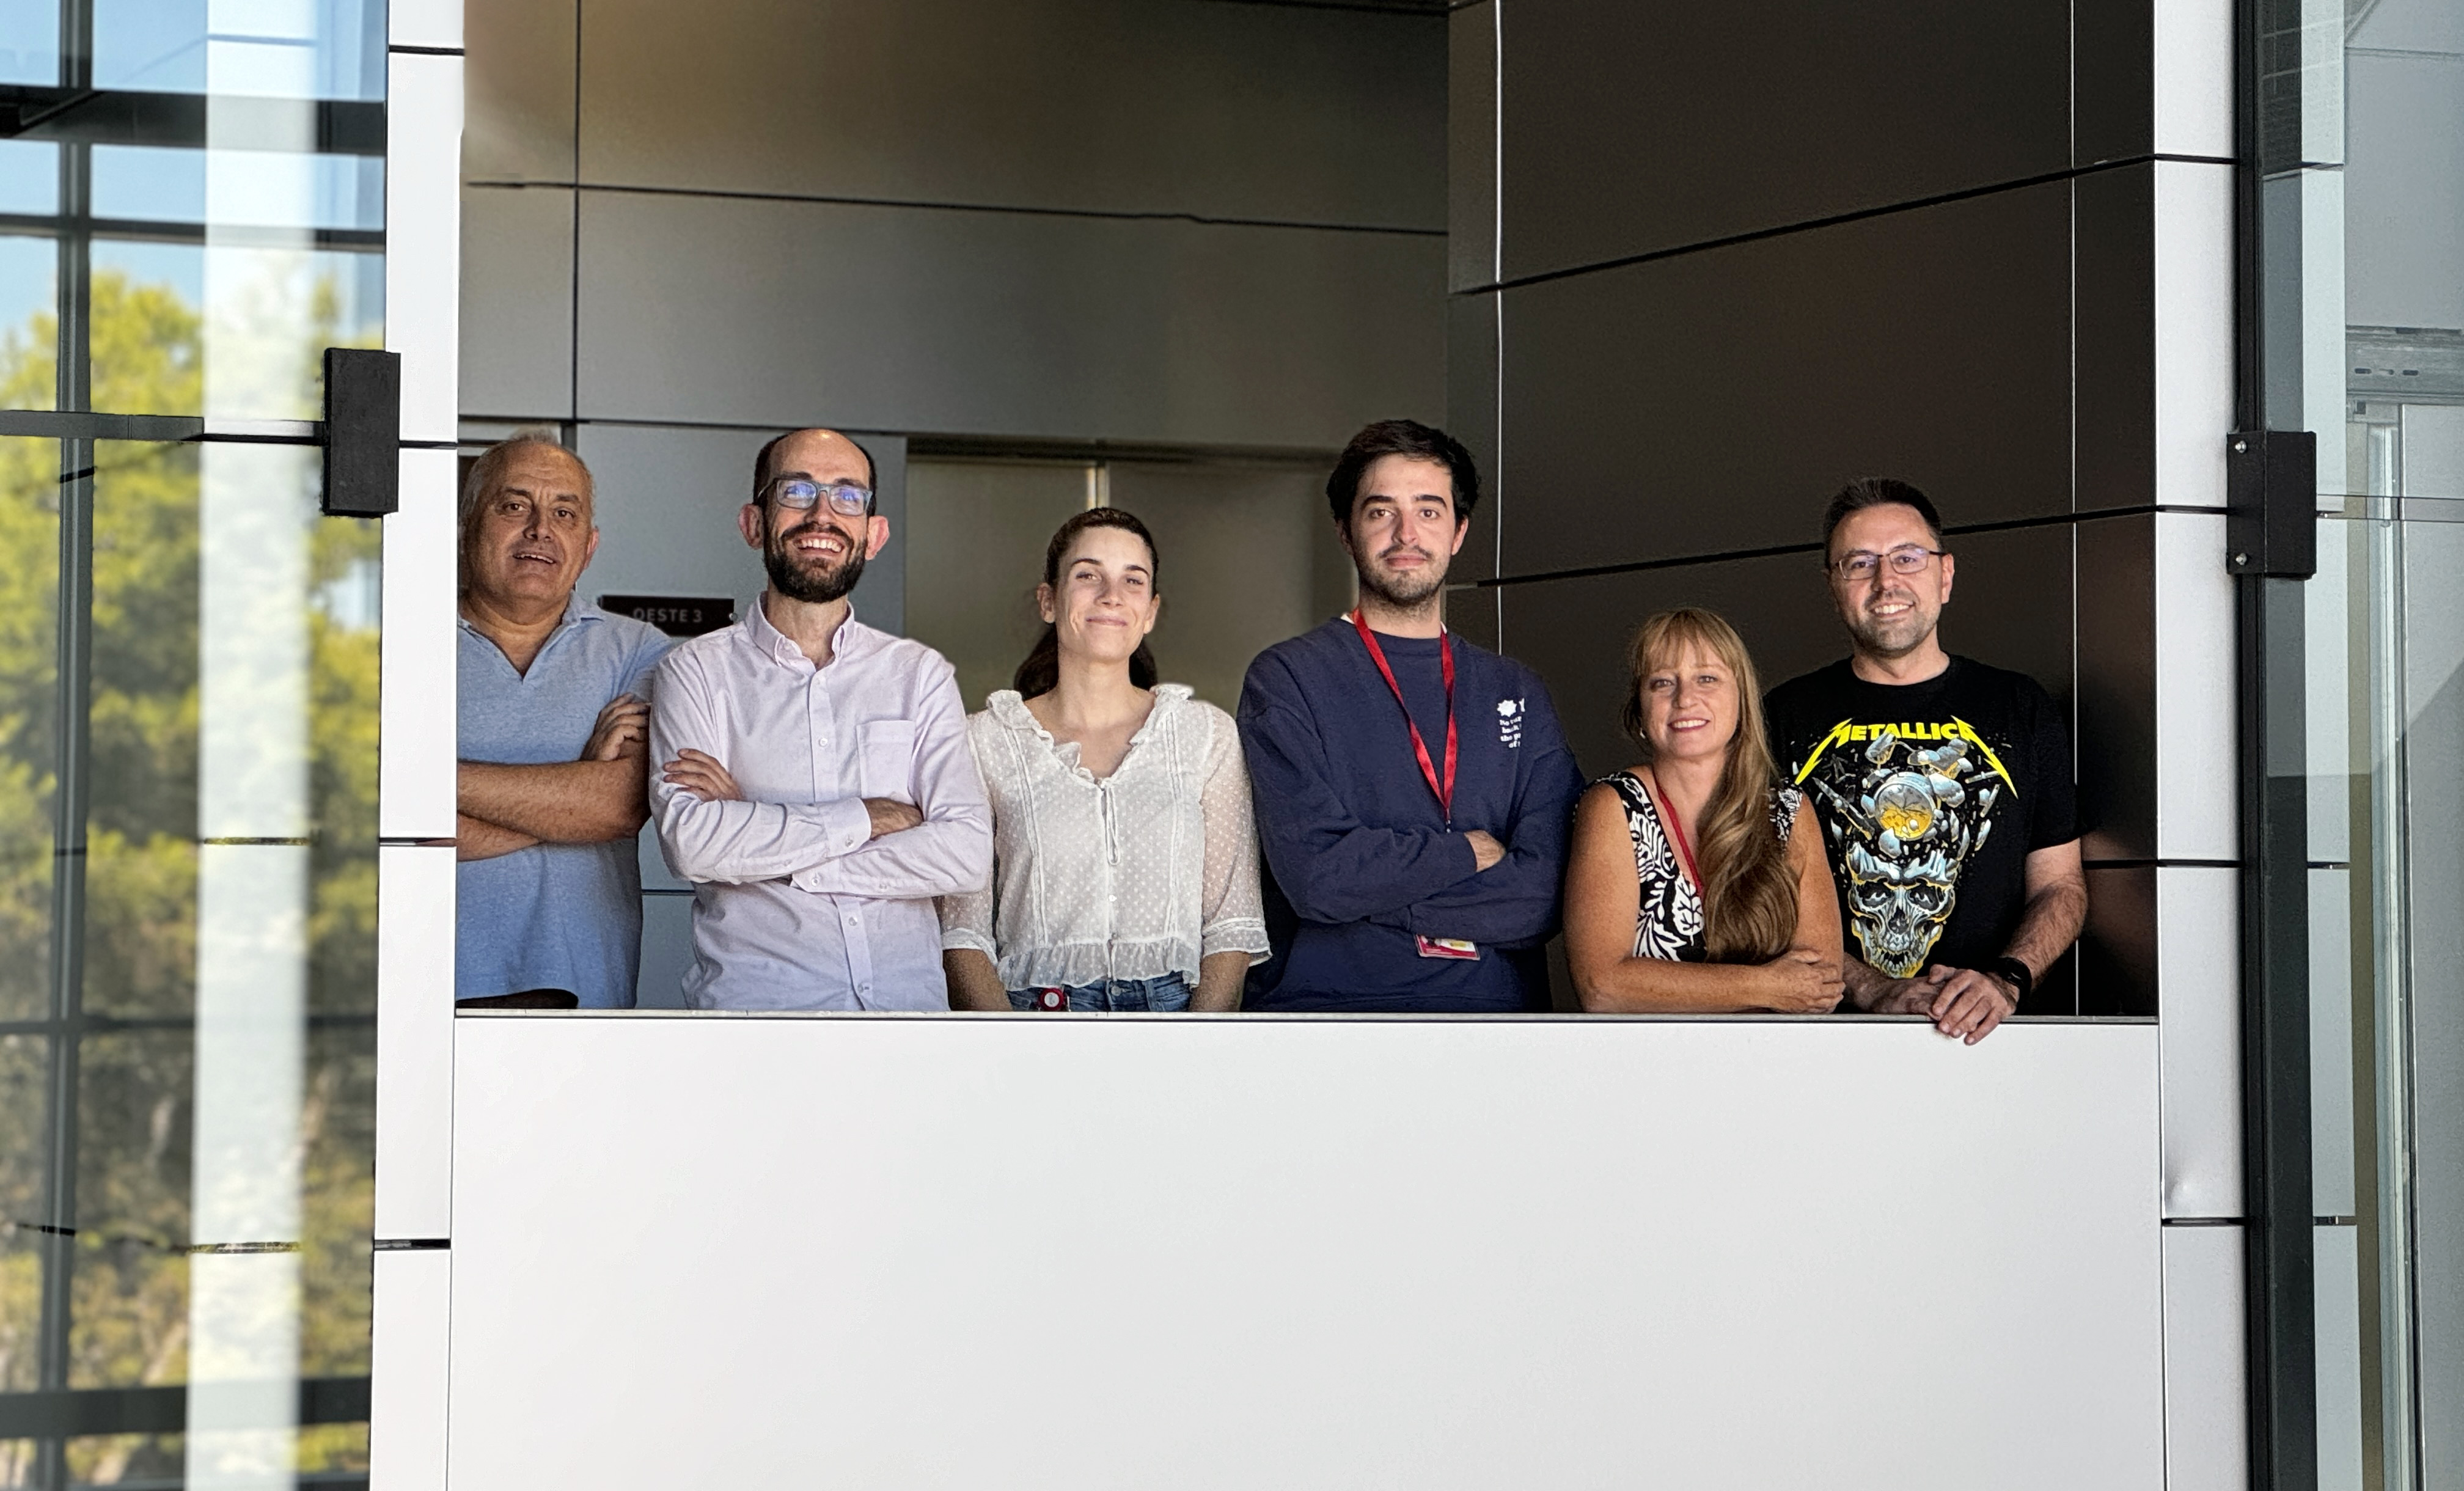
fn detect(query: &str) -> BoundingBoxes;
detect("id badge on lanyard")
[1352,610,1480,962]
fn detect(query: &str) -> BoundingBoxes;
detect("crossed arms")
[458,695,653,861]
[646,654,991,901]
[1238,660,1580,950]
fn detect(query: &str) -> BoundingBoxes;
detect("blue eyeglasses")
[766,478,875,517]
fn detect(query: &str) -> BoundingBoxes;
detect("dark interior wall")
[1452,0,2184,1014]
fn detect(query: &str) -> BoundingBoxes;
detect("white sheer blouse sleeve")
[1197,705,1271,962]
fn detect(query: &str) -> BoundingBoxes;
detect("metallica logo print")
[1792,719,2015,976]
[1764,657,2078,983]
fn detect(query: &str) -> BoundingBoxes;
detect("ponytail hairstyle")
[1012,507,1162,699]
[1619,607,1799,963]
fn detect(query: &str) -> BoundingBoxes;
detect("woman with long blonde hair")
[1565,607,1843,1011]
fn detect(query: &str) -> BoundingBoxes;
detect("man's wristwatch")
[1987,956,2033,1009]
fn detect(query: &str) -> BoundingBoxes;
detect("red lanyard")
[1644,772,1703,892]
[1352,609,1458,821]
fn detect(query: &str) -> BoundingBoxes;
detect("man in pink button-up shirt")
[648,428,994,1011]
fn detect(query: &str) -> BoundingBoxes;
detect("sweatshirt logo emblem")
[1496,697,1525,748]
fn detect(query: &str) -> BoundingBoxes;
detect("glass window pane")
[0,141,58,217]
[93,146,386,233]
[81,240,383,422]
[0,1033,48,1393]
[0,0,59,86]
[96,0,387,100]
[86,443,199,1023]
[67,1432,185,1482]
[68,1030,192,1390]
[0,438,57,1025]
[0,236,57,414]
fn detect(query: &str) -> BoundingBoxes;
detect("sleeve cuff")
[824,795,873,855]
[1200,918,1272,961]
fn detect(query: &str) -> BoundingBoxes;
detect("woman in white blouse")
[939,509,1270,1011]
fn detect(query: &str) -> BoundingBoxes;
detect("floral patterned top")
[1601,772,1801,962]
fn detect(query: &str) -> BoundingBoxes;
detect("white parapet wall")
[442,1013,2162,1490]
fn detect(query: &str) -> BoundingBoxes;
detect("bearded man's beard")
[765,521,867,604]
[1845,589,1936,658]
[1355,547,1445,609]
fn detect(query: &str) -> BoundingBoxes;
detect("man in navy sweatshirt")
[1237,420,1584,1012]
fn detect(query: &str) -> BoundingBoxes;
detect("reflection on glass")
[2309,4,2464,1485]
[54,241,383,422]
[0,433,378,1479]
[0,238,57,414]
[68,1032,193,1391]
[92,147,386,233]
[0,1033,47,1392]
[95,0,386,100]
[0,439,57,1025]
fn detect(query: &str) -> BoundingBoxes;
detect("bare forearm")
[457,813,538,862]
[2003,877,2088,980]
[460,758,649,843]
[1574,956,1777,1014]
[1191,950,1248,1012]
[942,949,1010,1011]
[1838,955,1901,1009]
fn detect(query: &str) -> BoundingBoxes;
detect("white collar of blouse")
[987,681,1194,739]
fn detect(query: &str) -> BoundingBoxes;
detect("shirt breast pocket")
[859,719,919,804]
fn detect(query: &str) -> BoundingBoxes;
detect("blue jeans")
[1007,973,1193,1012]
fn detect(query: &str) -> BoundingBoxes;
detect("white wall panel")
[573,190,1445,448]
[2154,162,2234,511]
[2316,1225,2366,1491]
[2152,0,2233,159]
[449,1017,2163,1491]
[2159,865,2242,1217]
[375,844,455,1240]
[380,447,457,840]
[2155,510,2237,860]
[370,1248,452,1491]
[458,185,574,422]
[389,0,463,51]
[2162,1223,2250,1491]
[386,53,464,444]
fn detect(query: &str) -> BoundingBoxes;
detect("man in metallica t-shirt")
[1764,478,2087,1044]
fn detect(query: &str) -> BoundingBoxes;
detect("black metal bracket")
[2227,430,2318,579]
[322,347,400,518]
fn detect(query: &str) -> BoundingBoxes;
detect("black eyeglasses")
[765,478,875,517]
[1827,545,1946,582]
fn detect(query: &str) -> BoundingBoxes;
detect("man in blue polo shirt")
[456,433,671,1008]
[1238,420,1584,1012]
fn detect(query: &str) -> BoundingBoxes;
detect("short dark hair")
[752,428,878,500]
[1821,477,1945,554]
[1325,419,1481,528]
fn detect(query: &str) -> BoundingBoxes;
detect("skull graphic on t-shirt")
[1796,720,2014,978]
